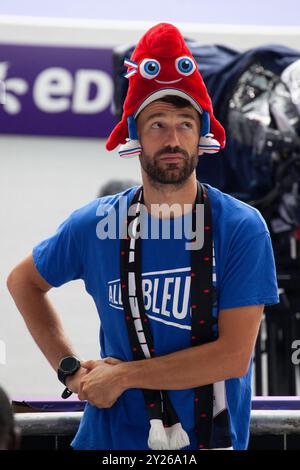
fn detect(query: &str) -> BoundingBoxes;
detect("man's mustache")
[154,146,189,160]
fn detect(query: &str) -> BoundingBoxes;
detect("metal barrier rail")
[251,410,300,435]
[15,410,300,436]
[16,412,81,436]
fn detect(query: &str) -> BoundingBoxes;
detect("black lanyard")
[120,182,223,449]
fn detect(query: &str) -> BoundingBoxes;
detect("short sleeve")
[32,214,83,288]
[219,231,279,309]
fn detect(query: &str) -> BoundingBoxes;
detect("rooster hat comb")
[106,22,225,158]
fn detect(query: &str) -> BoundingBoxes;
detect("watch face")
[60,356,79,373]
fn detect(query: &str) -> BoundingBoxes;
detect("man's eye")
[151,122,162,128]
[181,122,192,128]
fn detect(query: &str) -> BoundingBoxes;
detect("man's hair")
[158,95,201,125]
[159,95,194,108]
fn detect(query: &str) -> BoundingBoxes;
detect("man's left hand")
[78,358,126,408]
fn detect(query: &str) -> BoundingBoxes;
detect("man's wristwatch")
[57,356,81,399]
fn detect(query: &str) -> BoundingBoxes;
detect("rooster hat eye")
[139,59,161,79]
[175,56,196,76]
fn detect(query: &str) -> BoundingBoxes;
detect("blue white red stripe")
[119,147,142,157]
[199,145,220,149]
[124,58,138,68]
[124,69,137,79]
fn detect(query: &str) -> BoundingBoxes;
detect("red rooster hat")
[106,22,225,158]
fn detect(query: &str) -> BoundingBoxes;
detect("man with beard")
[7,23,279,451]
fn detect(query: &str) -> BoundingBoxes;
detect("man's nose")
[164,126,181,148]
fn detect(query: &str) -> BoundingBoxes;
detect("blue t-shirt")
[32,184,279,450]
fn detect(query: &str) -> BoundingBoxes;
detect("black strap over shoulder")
[119,181,231,449]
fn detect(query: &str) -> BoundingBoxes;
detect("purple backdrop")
[0,44,117,138]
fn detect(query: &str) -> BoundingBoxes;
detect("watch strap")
[58,368,67,386]
[61,387,73,399]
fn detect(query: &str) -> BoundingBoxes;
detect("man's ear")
[7,425,21,450]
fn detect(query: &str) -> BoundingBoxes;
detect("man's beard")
[139,145,199,186]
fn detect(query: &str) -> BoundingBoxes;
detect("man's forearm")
[7,278,76,371]
[121,339,247,391]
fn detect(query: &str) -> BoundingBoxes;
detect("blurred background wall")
[1,0,299,399]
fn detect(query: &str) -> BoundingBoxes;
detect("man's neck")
[141,174,198,218]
